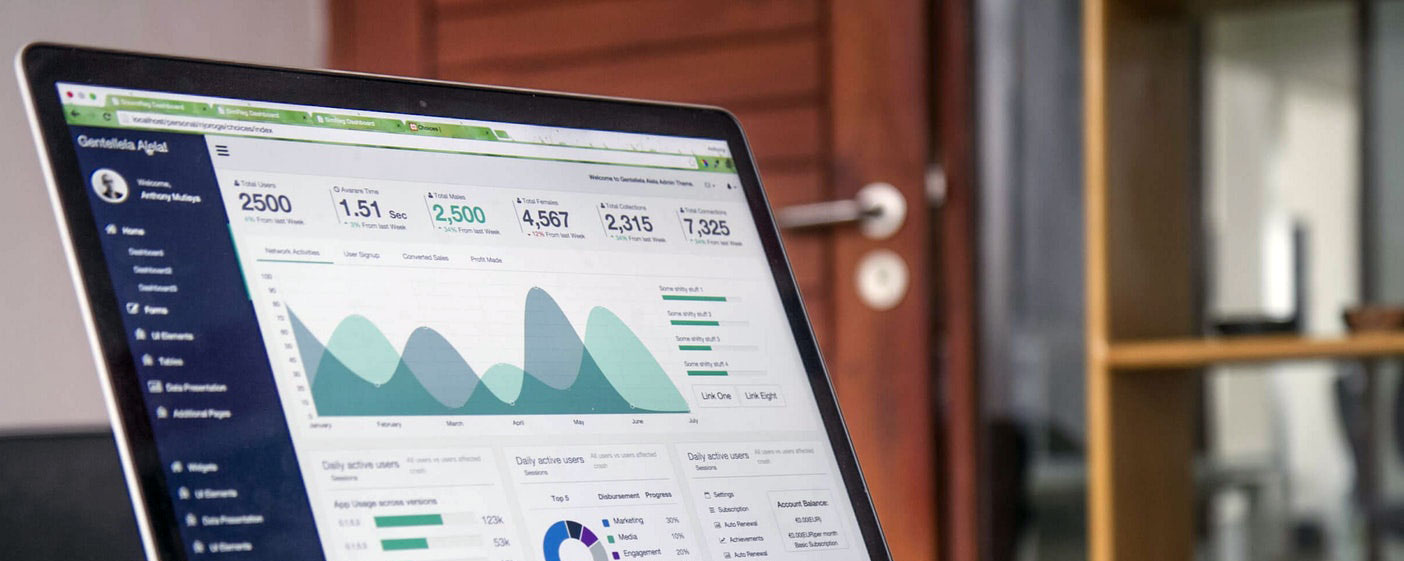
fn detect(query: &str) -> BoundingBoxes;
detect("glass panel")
[975,1,1087,560]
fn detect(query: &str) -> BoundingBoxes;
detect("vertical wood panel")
[732,106,825,167]
[1105,369,1195,560]
[1086,1,1198,560]
[761,164,828,296]
[1084,0,1113,558]
[802,285,834,357]
[1105,13,1196,342]
[936,0,979,558]
[330,0,436,77]
[830,1,936,561]
[434,0,819,68]
[760,166,826,209]
[438,36,821,107]
[762,166,833,356]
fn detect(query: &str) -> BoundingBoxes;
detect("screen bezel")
[19,43,892,561]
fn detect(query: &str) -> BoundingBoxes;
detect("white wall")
[1206,3,1360,326]
[1203,3,1361,558]
[0,0,326,430]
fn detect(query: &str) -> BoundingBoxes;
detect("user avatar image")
[91,168,129,203]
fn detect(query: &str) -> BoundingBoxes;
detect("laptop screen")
[54,82,869,561]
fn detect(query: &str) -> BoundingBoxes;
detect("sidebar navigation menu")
[69,127,324,559]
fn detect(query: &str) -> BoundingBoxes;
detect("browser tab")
[405,121,497,141]
[215,105,311,125]
[311,113,404,132]
[108,95,198,115]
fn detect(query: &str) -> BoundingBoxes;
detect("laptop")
[18,44,890,561]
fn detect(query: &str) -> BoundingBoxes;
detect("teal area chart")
[292,287,690,416]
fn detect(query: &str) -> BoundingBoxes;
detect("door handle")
[775,182,907,239]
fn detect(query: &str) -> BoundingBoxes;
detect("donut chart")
[542,520,610,561]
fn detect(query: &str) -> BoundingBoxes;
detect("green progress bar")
[662,295,727,302]
[671,320,720,326]
[679,345,712,351]
[381,538,429,551]
[687,370,728,376]
[374,514,443,528]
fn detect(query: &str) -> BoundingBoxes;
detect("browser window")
[58,82,866,561]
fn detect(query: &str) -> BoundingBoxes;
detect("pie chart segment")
[542,520,609,561]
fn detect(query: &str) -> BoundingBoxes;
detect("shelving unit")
[1105,334,1404,370]
[1082,0,1396,559]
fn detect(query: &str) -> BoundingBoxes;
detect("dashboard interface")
[55,83,871,561]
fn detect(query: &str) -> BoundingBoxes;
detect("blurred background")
[2,1,1402,561]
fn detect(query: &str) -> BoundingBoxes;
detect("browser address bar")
[116,111,700,169]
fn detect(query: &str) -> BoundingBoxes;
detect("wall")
[0,0,325,431]
[1371,1,1404,299]
[1203,4,1360,559]
[1205,3,1359,327]
[1369,3,1404,559]
[976,0,1085,450]
[975,0,1086,558]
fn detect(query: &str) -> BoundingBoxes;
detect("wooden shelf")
[1104,333,1404,370]
[1078,1,1387,558]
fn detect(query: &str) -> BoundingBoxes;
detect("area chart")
[293,287,690,416]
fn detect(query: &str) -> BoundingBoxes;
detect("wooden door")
[330,2,942,559]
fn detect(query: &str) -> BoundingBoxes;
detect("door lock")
[855,249,909,311]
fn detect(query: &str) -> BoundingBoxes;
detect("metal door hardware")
[776,182,907,239]
[855,249,909,311]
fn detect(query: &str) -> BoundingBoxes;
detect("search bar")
[115,111,700,169]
